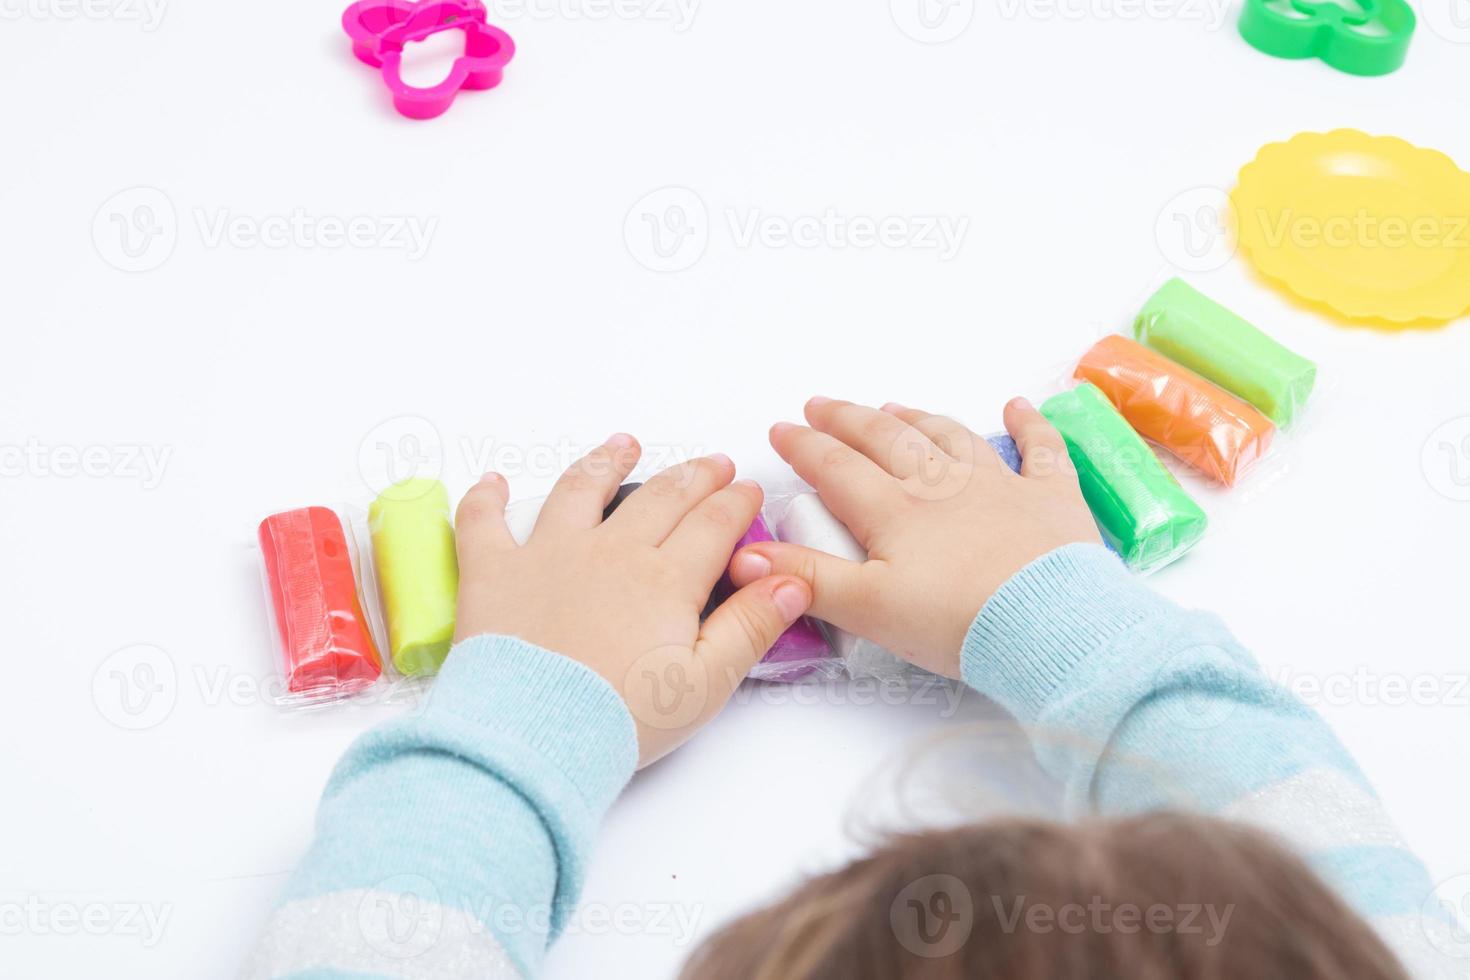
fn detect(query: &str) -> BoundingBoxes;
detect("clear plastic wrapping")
[256,505,386,708]
[502,486,841,682]
[1038,276,1322,574]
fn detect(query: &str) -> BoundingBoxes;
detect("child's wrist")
[960,543,1170,720]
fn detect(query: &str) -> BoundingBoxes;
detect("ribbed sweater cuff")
[962,543,1175,723]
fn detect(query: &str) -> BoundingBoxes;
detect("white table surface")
[3,1,1469,975]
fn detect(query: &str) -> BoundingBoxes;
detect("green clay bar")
[1041,383,1208,573]
[369,478,459,677]
[1134,278,1316,428]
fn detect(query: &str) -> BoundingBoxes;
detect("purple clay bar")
[706,514,832,680]
[985,433,1023,474]
[985,432,1119,557]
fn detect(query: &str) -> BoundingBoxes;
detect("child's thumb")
[728,542,870,631]
[697,576,812,680]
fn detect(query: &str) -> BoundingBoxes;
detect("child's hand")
[728,398,1101,679]
[452,435,813,768]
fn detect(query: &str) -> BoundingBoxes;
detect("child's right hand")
[727,397,1103,679]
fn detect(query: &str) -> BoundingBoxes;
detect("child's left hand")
[452,434,813,768]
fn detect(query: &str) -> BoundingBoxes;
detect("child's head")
[681,812,1407,980]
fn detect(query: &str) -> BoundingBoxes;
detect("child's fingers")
[768,422,900,542]
[728,541,877,636]
[1003,397,1069,479]
[455,473,516,574]
[879,403,977,462]
[534,434,641,537]
[695,575,812,686]
[604,454,735,545]
[659,479,764,592]
[804,397,950,479]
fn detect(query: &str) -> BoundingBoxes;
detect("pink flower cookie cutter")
[342,0,514,120]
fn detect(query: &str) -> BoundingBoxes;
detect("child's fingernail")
[807,395,832,408]
[773,581,810,621]
[708,452,733,469]
[606,432,635,448]
[881,402,905,414]
[734,551,771,579]
[770,422,795,439]
[1009,396,1034,412]
[734,478,761,492]
[478,471,504,484]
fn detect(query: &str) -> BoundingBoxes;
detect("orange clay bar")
[1074,335,1275,487]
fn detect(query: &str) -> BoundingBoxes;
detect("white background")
[3,0,1469,975]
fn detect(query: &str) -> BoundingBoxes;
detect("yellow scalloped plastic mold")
[1231,130,1470,324]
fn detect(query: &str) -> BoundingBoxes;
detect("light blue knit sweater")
[243,544,1462,978]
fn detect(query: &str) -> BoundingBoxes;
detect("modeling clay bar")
[370,478,459,677]
[258,507,382,703]
[706,512,833,680]
[1134,279,1316,428]
[1075,335,1276,487]
[1041,383,1207,573]
[770,492,913,681]
[503,484,834,681]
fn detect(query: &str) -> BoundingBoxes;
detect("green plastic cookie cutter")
[1238,0,1415,76]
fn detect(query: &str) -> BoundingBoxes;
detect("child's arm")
[730,397,1450,976]
[244,437,813,979]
